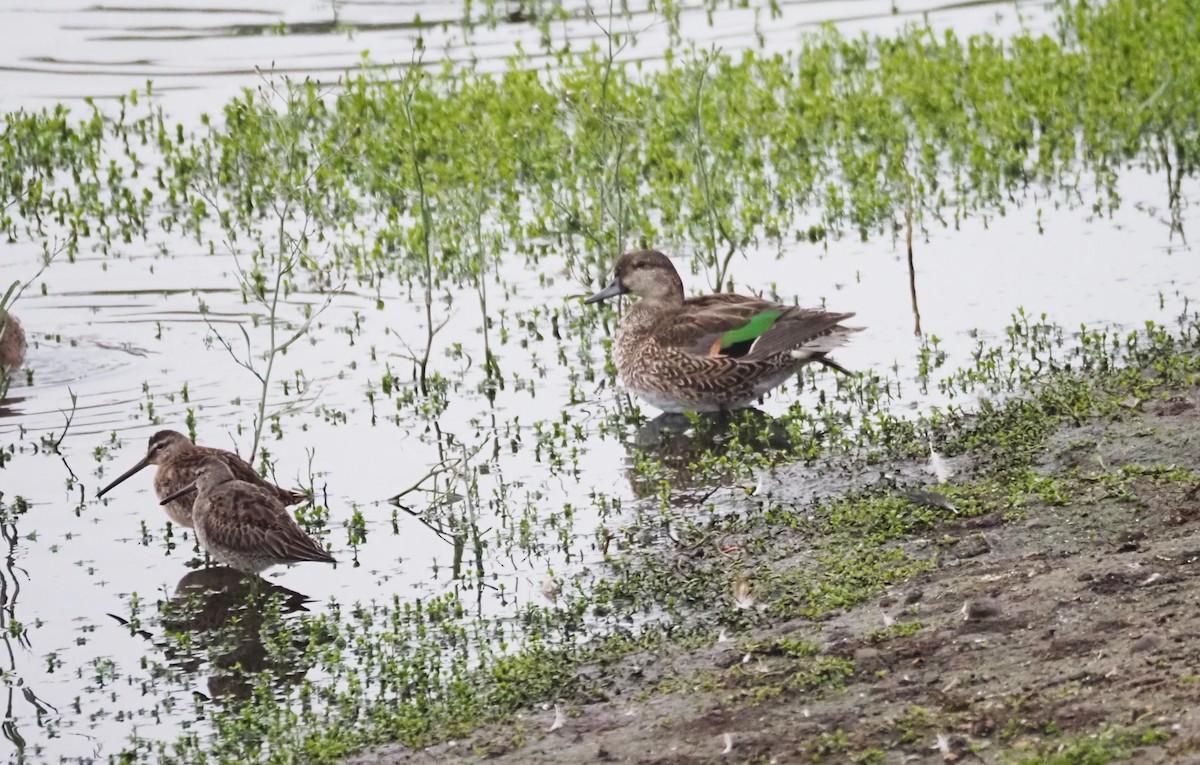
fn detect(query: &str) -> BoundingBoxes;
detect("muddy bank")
[348,382,1200,764]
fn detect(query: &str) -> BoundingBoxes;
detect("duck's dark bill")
[585,278,629,304]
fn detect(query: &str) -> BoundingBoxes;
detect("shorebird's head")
[585,250,684,306]
[190,456,236,489]
[144,430,193,465]
[158,456,236,506]
[97,429,194,499]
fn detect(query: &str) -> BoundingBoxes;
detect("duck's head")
[585,250,684,306]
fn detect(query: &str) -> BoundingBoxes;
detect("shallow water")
[1,0,1057,115]
[1,1,1198,762]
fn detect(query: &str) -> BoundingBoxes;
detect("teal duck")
[0,312,25,374]
[159,456,335,574]
[97,430,308,528]
[585,250,861,413]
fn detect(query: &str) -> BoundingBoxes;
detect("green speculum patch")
[719,309,783,354]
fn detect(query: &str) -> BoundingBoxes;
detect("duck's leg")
[815,357,855,376]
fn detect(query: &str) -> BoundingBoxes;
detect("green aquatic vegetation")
[4,0,1181,414]
[1062,0,1200,238]
[0,97,156,258]
[3,0,1198,340]
[5,0,1200,761]
[162,77,350,462]
[1007,725,1172,764]
[127,0,1200,373]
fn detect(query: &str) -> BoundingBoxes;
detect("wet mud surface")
[350,390,1200,764]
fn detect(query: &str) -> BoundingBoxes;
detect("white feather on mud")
[731,572,756,610]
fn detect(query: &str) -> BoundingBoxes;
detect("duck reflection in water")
[126,567,318,700]
[624,409,793,501]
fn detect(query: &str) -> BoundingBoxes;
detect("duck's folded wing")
[660,296,789,357]
[741,309,859,362]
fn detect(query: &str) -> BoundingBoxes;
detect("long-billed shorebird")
[97,430,308,527]
[159,456,335,574]
[585,250,861,413]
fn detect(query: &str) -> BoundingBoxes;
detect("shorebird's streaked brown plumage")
[96,430,308,528]
[585,250,862,413]
[0,312,25,374]
[159,457,335,574]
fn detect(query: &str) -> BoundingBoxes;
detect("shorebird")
[0,311,25,374]
[159,456,335,574]
[585,249,861,413]
[97,430,308,527]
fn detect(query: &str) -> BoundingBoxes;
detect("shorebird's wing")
[200,485,335,565]
[200,448,310,507]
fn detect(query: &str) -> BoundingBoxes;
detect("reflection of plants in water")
[113,567,316,702]
[0,496,57,757]
[389,424,490,590]
[0,281,20,401]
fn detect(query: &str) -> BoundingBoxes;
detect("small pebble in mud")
[713,649,742,669]
[961,598,1002,621]
[1130,632,1165,654]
